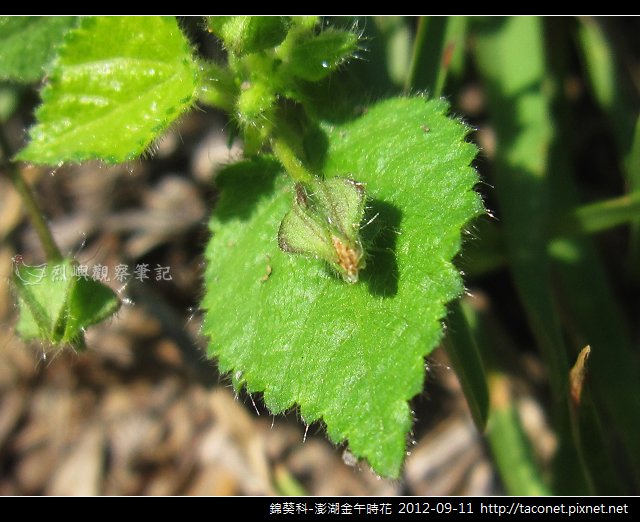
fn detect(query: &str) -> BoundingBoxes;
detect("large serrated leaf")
[0,16,77,82]
[202,97,482,477]
[16,16,199,165]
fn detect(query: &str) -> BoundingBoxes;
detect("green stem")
[270,133,314,184]
[0,127,62,261]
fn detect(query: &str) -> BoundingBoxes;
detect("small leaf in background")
[278,177,367,284]
[0,16,77,82]
[203,97,482,477]
[12,256,120,350]
[208,16,291,56]
[16,16,199,165]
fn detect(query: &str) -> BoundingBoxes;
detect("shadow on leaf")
[360,199,402,298]
[213,157,281,222]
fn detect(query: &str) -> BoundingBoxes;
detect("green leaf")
[208,16,290,55]
[16,16,199,165]
[0,16,77,82]
[202,96,482,477]
[12,257,120,349]
[279,28,359,81]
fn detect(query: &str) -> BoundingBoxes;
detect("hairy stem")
[270,133,314,184]
[0,127,62,261]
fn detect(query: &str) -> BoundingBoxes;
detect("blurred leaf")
[474,16,566,407]
[566,345,626,495]
[443,300,489,431]
[0,16,77,82]
[546,16,640,490]
[474,16,589,494]
[0,83,22,121]
[626,117,640,276]
[462,191,640,278]
[374,16,413,87]
[576,18,640,276]
[486,373,552,496]
[457,295,551,495]
[203,97,482,477]
[552,190,640,237]
[576,17,637,149]
[549,208,640,491]
[17,16,199,165]
[273,465,308,496]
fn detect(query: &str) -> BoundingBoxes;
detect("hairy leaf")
[17,16,199,165]
[202,96,481,477]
